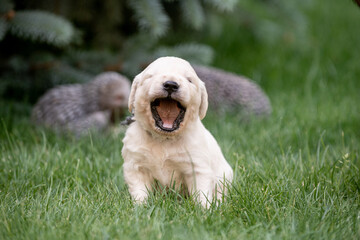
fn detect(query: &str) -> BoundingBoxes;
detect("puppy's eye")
[187,77,192,83]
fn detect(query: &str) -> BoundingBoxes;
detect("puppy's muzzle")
[151,81,185,132]
[163,81,179,95]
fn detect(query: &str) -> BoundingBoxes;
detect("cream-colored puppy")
[122,56,233,207]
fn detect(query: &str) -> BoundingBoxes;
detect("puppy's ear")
[128,74,141,113]
[199,81,208,120]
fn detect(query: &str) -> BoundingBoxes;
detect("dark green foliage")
[205,0,238,12]
[1,53,94,103]
[0,0,13,13]
[0,0,310,103]
[0,0,78,47]
[8,11,77,47]
[120,40,214,76]
[353,0,360,7]
[180,0,205,30]
[63,50,121,75]
[0,18,7,40]
[128,0,170,38]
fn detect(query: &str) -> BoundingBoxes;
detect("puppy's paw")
[131,190,148,204]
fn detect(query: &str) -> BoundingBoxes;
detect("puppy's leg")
[123,162,153,203]
[185,173,214,208]
[214,167,233,202]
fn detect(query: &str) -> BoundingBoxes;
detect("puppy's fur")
[122,57,233,207]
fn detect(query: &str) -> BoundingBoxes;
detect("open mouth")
[151,98,186,132]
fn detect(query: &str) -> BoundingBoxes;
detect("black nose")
[163,81,179,94]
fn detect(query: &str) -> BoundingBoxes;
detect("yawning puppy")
[122,56,233,207]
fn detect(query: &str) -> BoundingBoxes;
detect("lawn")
[1,0,360,239]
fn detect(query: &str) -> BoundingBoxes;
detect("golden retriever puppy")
[122,57,233,207]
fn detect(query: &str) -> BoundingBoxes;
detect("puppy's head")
[96,72,131,110]
[128,57,208,136]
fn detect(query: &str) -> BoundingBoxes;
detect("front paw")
[131,190,148,204]
[197,192,212,209]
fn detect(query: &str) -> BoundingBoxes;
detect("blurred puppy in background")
[32,72,131,136]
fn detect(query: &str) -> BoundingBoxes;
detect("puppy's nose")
[163,81,179,94]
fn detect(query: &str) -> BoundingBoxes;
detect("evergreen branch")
[180,0,205,30]
[154,43,214,65]
[0,18,7,41]
[204,0,238,12]
[8,10,76,47]
[127,0,170,38]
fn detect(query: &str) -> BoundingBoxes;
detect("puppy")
[122,57,233,207]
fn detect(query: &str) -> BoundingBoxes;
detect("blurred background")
[0,0,359,109]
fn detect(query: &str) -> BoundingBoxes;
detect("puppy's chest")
[141,146,192,184]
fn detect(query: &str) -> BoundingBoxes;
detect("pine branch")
[8,10,76,47]
[180,0,205,30]
[154,43,214,65]
[204,0,238,12]
[127,0,170,38]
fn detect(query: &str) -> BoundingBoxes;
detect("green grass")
[1,0,360,239]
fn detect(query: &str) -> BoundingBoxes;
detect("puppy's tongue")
[156,99,180,128]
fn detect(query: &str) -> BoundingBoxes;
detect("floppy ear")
[128,74,142,113]
[199,81,208,120]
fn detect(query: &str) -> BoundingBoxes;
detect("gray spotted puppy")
[193,65,271,117]
[32,72,131,135]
